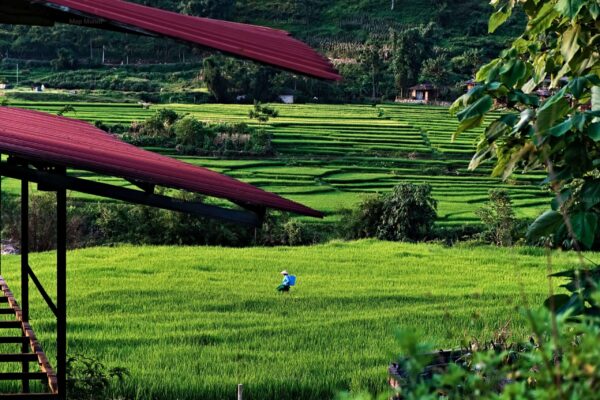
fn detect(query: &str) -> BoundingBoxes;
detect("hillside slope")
[0,0,521,62]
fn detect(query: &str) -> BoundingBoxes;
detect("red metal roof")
[0,107,323,217]
[22,0,340,81]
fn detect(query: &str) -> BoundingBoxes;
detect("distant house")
[408,83,437,102]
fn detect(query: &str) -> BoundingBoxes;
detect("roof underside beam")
[0,161,261,227]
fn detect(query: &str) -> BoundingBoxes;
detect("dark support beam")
[56,186,67,400]
[27,266,58,319]
[1,162,260,226]
[20,179,29,394]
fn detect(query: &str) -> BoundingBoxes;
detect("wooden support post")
[237,384,243,400]
[56,187,67,400]
[20,179,29,394]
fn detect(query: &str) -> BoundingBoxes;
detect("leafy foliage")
[248,101,279,123]
[377,183,438,241]
[66,355,129,400]
[476,189,517,246]
[545,266,600,320]
[451,0,600,250]
[342,183,437,242]
[378,310,600,400]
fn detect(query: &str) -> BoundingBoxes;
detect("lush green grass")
[2,102,550,227]
[0,241,581,399]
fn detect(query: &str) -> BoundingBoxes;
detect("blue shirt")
[281,275,290,286]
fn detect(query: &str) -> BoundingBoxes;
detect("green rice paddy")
[0,102,563,399]
[0,241,581,399]
[4,102,550,226]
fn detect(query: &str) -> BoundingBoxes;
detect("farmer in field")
[276,270,296,292]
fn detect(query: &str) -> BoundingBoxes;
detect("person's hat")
[280,270,289,275]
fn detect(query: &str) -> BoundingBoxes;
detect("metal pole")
[237,384,243,400]
[56,187,67,399]
[20,179,29,393]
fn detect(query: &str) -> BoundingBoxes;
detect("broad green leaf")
[555,0,585,18]
[571,112,585,131]
[522,78,537,94]
[484,115,516,143]
[590,2,600,19]
[489,9,511,33]
[568,76,587,98]
[581,180,600,209]
[456,95,493,122]
[532,54,548,84]
[570,211,599,249]
[475,59,501,83]
[527,210,564,241]
[588,122,600,141]
[543,294,571,312]
[449,96,465,115]
[454,115,485,139]
[508,90,539,106]
[529,2,559,34]
[561,24,581,63]
[536,96,570,135]
[502,60,527,87]
[547,118,573,137]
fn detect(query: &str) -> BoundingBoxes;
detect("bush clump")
[342,183,437,242]
[124,109,273,156]
[476,189,518,247]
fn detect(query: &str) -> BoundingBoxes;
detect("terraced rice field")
[4,102,550,225]
[0,241,579,399]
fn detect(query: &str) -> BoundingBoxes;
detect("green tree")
[359,40,386,100]
[451,0,600,250]
[51,48,77,70]
[391,25,436,97]
[202,56,230,102]
[420,55,452,87]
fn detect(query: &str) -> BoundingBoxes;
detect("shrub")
[377,184,437,242]
[131,108,180,137]
[340,195,386,240]
[341,183,438,242]
[248,101,279,123]
[66,355,129,400]
[384,309,600,400]
[95,191,254,247]
[1,192,89,252]
[173,116,213,147]
[255,213,327,246]
[476,189,517,246]
[431,225,483,246]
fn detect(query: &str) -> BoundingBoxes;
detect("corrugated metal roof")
[19,0,341,81]
[0,106,323,218]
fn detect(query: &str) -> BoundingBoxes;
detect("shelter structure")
[0,0,339,398]
[408,83,437,103]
